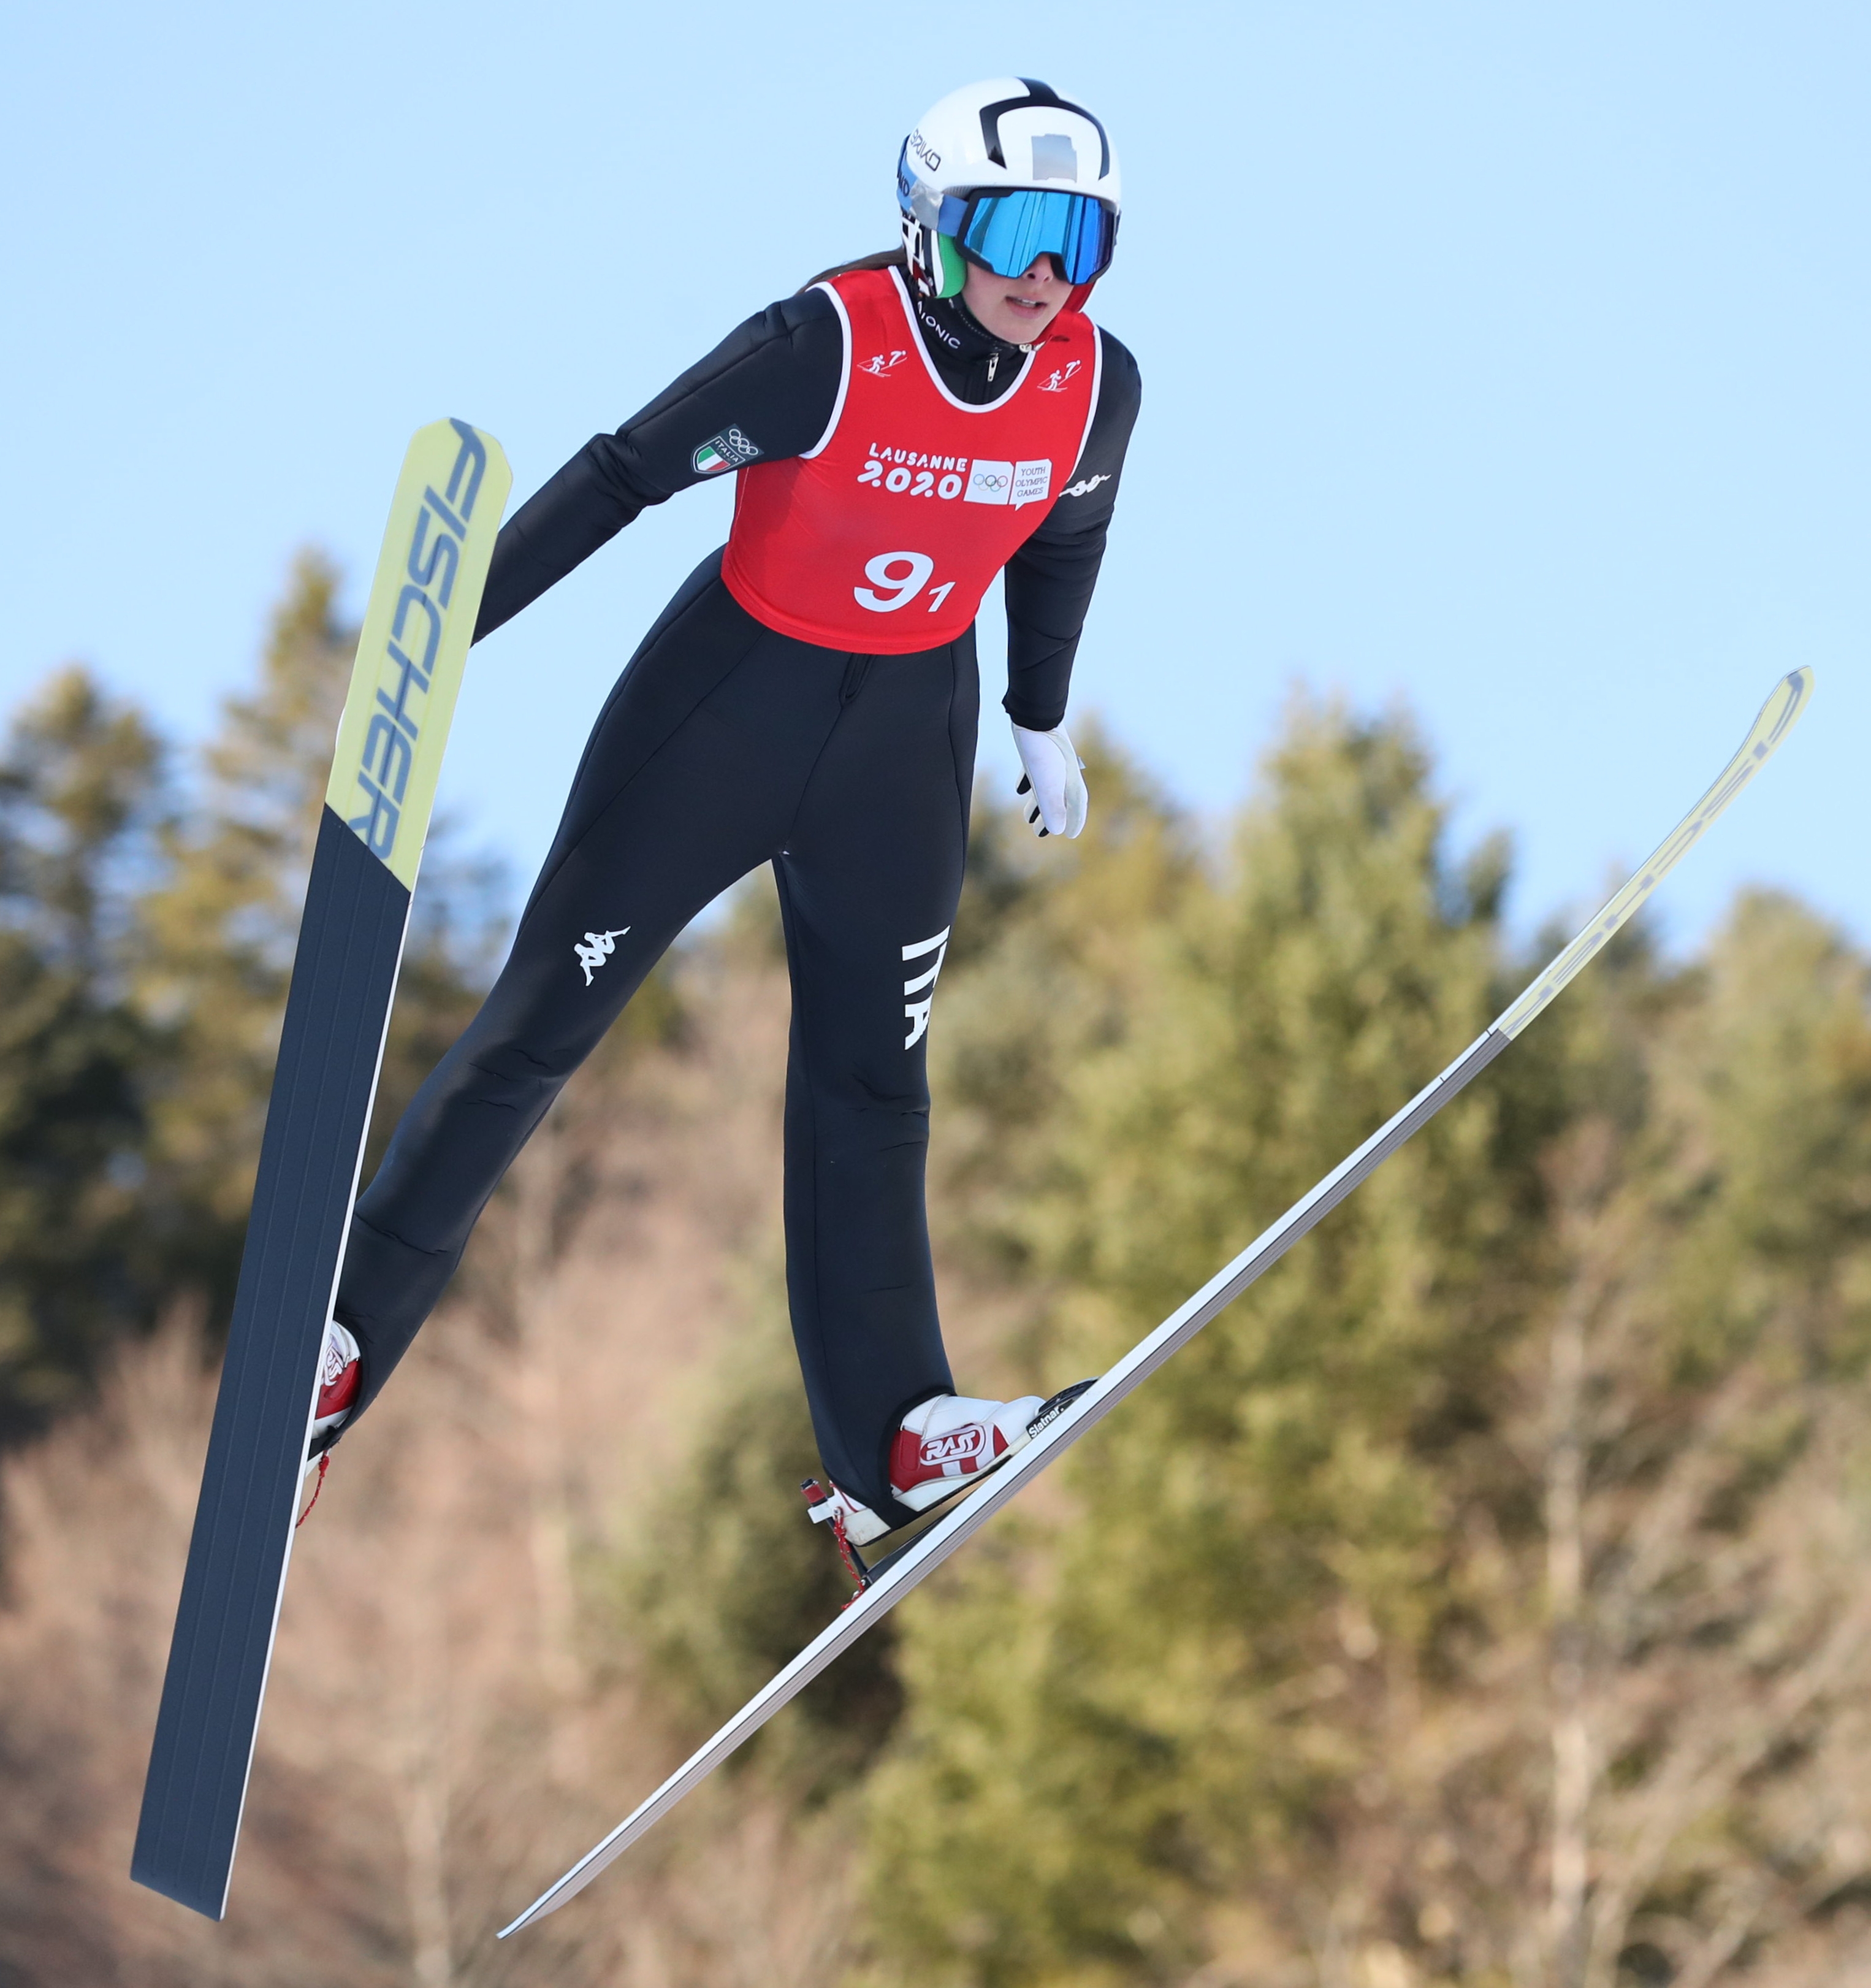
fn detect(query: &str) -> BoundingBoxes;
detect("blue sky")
[4,2,1865,954]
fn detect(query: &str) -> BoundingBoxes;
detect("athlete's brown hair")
[799,248,907,292]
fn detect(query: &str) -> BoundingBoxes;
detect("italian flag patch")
[692,425,761,476]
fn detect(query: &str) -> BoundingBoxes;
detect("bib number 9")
[853,550,957,616]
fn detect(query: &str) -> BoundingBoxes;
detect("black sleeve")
[473,291,845,641]
[1000,329,1142,732]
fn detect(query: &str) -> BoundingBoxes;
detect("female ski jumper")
[331,260,1141,1531]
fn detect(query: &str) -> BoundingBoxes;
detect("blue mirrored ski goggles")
[935,187,1119,286]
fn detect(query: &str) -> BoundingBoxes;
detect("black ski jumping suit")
[334,261,1141,1524]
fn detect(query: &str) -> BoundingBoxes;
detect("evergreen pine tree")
[0,667,165,1434]
[861,700,1560,1984]
[859,708,1871,1988]
[135,553,497,1331]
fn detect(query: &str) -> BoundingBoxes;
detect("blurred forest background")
[1,562,1869,1988]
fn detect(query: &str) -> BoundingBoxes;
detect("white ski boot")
[297,1320,360,1524]
[889,1391,1046,1509]
[802,1384,1095,1568]
[309,1319,360,1451]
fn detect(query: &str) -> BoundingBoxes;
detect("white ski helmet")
[897,77,1122,301]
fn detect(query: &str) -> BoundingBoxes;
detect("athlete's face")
[961,254,1070,344]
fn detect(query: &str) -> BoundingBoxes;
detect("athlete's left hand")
[1012,722,1088,839]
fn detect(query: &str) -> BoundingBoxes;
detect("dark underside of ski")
[499,667,1813,1940]
[132,420,509,1919]
[131,816,408,1914]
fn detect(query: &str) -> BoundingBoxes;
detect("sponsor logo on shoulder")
[1062,473,1110,499]
[861,349,909,377]
[1036,359,1083,392]
[575,926,630,985]
[692,426,761,475]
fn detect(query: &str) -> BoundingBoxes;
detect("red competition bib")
[722,267,1102,654]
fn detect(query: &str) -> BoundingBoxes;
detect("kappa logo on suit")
[575,927,631,985]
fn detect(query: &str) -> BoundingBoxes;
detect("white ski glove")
[1011,721,1088,839]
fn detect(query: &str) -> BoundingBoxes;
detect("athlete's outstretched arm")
[1001,330,1142,732]
[472,294,846,641]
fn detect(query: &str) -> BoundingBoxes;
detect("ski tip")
[1493,666,1815,1044]
[1734,668,1814,772]
[1762,666,1815,735]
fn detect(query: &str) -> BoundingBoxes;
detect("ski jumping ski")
[132,420,510,1919]
[498,665,1813,1939]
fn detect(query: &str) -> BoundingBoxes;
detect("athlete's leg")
[337,560,842,1420]
[774,632,980,1521]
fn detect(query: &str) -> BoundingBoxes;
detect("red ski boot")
[297,1321,360,1524]
[308,1319,360,1452]
[888,1392,1046,1512]
[803,1387,1081,1558]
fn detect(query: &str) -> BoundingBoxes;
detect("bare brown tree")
[0,941,871,1987]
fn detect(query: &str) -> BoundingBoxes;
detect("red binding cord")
[296,1453,329,1527]
[831,1510,869,1601]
